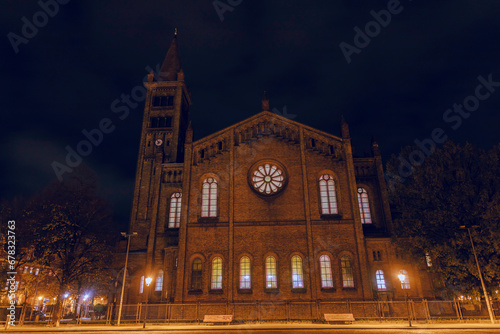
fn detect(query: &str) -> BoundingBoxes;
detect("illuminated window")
[139,275,144,294]
[265,256,277,288]
[211,257,222,290]
[357,187,372,224]
[155,270,163,292]
[35,268,39,275]
[168,193,182,228]
[341,255,354,288]
[239,257,251,289]
[29,267,33,274]
[319,255,333,288]
[399,270,410,289]
[201,178,218,217]
[376,270,387,290]
[24,266,28,274]
[425,253,432,267]
[251,164,285,195]
[191,258,202,290]
[291,255,304,289]
[319,174,338,214]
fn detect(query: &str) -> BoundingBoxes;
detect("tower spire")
[262,91,269,112]
[341,115,350,139]
[158,31,182,81]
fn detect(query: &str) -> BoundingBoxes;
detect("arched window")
[319,174,338,214]
[341,255,354,288]
[399,269,410,289]
[201,178,218,217]
[191,258,202,290]
[357,187,372,224]
[291,255,304,288]
[211,257,222,290]
[319,255,333,288]
[425,253,432,267]
[139,275,144,294]
[376,270,387,290]
[265,256,277,289]
[168,193,182,228]
[239,256,251,289]
[155,269,163,291]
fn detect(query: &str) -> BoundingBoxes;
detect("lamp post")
[398,272,412,327]
[37,296,43,311]
[117,232,137,326]
[460,226,495,324]
[143,277,152,329]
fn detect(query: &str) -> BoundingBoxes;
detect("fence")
[108,299,498,324]
[2,299,498,325]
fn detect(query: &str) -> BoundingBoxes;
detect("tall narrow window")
[211,257,222,290]
[155,270,163,292]
[319,174,338,214]
[425,252,432,267]
[319,255,333,288]
[399,269,410,289]
[265,256,277,289]
[291,256,304,289]
[375,270,387,290]
[139,275,144,294]
[201,178,218,217]
[191,259,202,290]
[341,255,354,288]
[357,187,372,224]
[168,193,182,228]
[239,256,251,289]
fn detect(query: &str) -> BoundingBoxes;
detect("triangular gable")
[191,111,344,164]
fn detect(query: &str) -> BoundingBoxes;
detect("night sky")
[2,1,500,228]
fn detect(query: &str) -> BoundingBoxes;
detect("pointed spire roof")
[158,30,182,81]
[262,91,269,112]
[341,115,350,139]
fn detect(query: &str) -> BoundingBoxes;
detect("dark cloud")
[1,0,499,223]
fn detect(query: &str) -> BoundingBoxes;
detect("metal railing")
[2,299,497,325]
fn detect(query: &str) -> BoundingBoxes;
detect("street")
[4,328,500,334]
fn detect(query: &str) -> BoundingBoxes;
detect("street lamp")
[37,296,43,311]
[398,271,412,327]
[117,232,137,326]
[460,226,495,324]
[143,277,153,329]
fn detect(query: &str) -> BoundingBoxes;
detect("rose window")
[251,163,285,195]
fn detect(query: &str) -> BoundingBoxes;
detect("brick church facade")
[118,35,437,305]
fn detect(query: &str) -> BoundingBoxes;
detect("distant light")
[83,294,89,301]
[145,277,153,286]
[101,298,103,301]
[38,296,43,301]
[64,293,69,298]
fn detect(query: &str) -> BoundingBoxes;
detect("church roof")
[158,34,181,81]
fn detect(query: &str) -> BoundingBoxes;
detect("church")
[119,34,437,307]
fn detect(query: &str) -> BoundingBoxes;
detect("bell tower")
[128,32,191,252]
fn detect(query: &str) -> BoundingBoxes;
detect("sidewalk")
[4,321,500,331]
